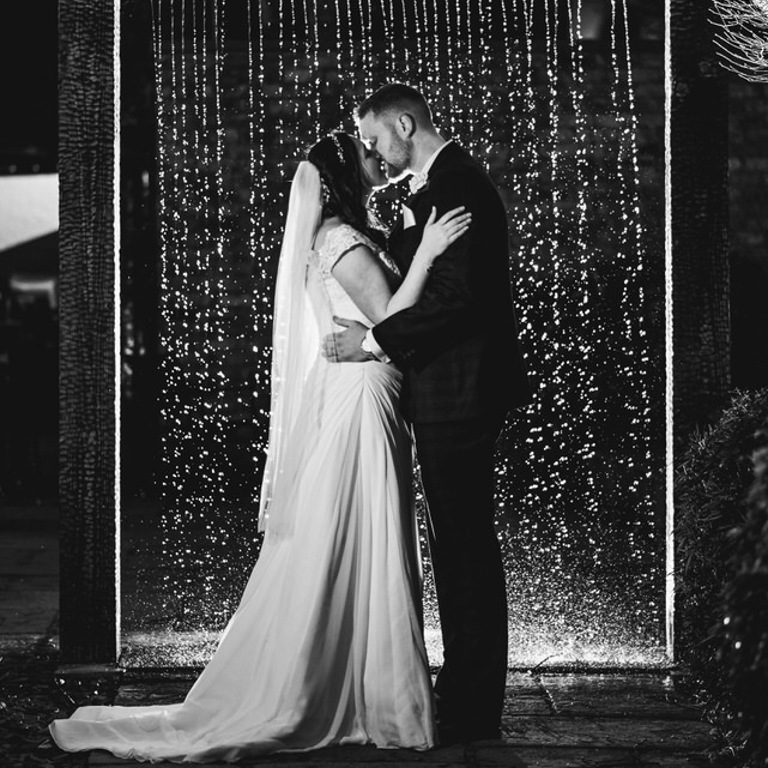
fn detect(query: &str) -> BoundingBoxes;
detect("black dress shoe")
[463,725,502,742]
[436,723,502,746]
[436,723,463,747]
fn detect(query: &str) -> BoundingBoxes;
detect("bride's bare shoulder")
[313,218,353,252]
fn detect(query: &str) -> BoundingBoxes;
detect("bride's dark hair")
[306,132,385,247]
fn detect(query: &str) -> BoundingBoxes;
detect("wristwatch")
[360,333,377,360]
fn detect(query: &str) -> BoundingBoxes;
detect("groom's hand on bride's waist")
[322,317,375,363]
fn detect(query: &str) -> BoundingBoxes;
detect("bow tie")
[408,171,428,195]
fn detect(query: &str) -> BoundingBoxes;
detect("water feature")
[121,0,667,669]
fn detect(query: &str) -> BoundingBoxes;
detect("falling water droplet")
[126,0,667,671]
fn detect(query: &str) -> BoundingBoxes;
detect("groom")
[325,83,532,744]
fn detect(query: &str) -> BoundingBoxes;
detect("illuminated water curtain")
[140,0,666,668]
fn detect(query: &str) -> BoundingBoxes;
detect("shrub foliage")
[675,388,768,766]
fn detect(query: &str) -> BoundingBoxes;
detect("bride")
[49,131,471,763]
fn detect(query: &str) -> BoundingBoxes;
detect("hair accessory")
[319,174,331,204]
[330,133,345,165]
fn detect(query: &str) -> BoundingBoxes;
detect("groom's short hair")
[356,83,432,127]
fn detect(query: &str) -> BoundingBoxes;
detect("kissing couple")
[50,82,532,762]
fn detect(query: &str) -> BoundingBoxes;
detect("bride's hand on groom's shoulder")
[415,206,472,267]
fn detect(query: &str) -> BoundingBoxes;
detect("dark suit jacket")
[372,142,533,423]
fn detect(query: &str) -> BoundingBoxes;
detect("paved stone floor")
[0,505,59,636]
[82,667,721,767]
[1,503,731,768]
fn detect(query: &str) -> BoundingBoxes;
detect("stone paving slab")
[539,673,701,720]
[504,693,552,716]
[0,535,59,575]
[501,716,713,751]
[473,746,716,767]
[502,673,552,716]
[0,573,59,590]
[0,587,58,632]
[0,632,53,651]
[0,530,59,549]
[627,752,717,767]
[114,681,197,706]
[506,671,546,691]
[0,504,58,524]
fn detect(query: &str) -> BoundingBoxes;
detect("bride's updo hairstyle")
[306,132,383,246]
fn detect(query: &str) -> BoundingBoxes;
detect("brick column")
[670,0,731,448]
[58,0,119,664]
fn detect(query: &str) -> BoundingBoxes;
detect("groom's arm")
[370,169,490,369]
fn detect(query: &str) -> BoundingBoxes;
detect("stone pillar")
[58,0,119,664]
[670,0,731,449]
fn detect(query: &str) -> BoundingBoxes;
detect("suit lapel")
[404,142,462,207]
[389,143,465,269]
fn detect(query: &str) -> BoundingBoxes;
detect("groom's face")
[358,113,412,181]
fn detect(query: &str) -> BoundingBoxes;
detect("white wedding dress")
[49,223,436,763]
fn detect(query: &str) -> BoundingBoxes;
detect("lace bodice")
[311,224,401,326]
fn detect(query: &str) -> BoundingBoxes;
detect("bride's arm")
[385,206,471,316]
[332,206,471,325]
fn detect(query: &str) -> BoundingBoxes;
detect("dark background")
[0,3,59,504]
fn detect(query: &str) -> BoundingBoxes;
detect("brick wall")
[728,78,768,388]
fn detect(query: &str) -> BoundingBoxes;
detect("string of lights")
[139,0,666,667]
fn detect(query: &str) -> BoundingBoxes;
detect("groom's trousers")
[413,415,508,735]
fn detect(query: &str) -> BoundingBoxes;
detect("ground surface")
[0,504,734,768]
